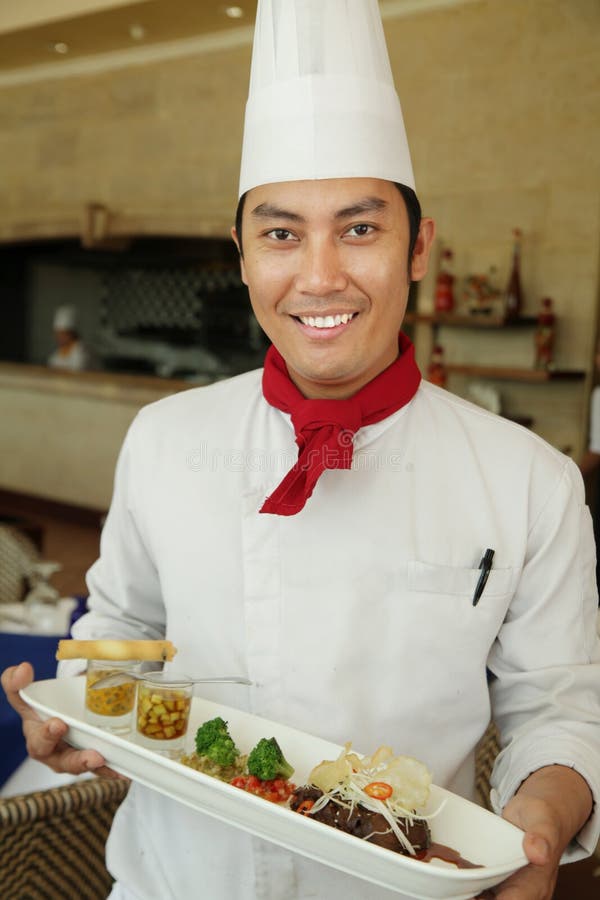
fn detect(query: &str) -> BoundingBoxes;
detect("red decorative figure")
[534,297,555,370]
[504,229,523,320]
[427,344,447,388]
[434,249,455,314]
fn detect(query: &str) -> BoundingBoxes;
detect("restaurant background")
[0,0,598,512]
[0,2,599,895]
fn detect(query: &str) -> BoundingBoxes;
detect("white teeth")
[299,313,355,328]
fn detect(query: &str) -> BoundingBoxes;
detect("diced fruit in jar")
[136,683,191,741]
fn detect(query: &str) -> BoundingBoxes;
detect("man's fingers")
[2,663,119,777]
[1,662,36,719]
[23,716,109,774]
[523,833,551,867]
[29,740,112,775]
[24,716,69,760]
[52,744,109,775]
[492,860,558,900]
[502,794,562,868]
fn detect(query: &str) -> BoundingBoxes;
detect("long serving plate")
[21,677,527,900]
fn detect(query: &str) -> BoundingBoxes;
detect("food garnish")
[301,743,433,855]
[194,716,240,767]
[136,683,191,741]
[85,669,136,717]
[56,639,176,662]
[247,737,295,782]
[180,722,475,867]
[230,775,296,804]
[364,781,393,801]
[181,720,296,795]
[295,798,315,815]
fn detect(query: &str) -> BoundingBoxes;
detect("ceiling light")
[51,42,70,55]
[224,6,245,18]
[129,24,146,41]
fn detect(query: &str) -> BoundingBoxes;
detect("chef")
[48,305,91,371]
[4,1,600,899]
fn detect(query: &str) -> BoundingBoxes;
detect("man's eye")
[267,229,295,241]
[346,224,373,237]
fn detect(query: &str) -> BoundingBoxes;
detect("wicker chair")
[0,777,129,900]
[475,720,501,811]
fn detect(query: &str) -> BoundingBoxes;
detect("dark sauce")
[415,842,483,869]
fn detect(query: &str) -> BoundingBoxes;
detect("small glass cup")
[85,659,140,734]
[135,674,193,758]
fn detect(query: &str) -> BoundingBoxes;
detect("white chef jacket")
[61,369,600,900]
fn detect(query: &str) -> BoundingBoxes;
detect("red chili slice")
[364,781,393,800]
[296,799,315,815]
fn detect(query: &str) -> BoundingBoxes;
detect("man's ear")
[231,227,247,285]
[410,217,436,282]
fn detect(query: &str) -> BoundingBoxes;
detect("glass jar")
[135,673,193,758]
[85,658,140,733]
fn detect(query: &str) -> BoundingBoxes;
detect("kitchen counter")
[0,363,212,509]
[0,363,209,405]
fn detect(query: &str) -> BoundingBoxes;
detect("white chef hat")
[238,0,415,197]
[53,305,78,331]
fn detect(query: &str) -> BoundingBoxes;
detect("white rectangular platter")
[21,677,527,900]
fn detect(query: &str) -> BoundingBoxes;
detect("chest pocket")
[407,560,516,601]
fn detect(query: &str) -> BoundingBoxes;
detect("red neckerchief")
[260,332,421,515]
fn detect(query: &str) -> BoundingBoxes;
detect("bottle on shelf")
[434,248,455,314]
[427,344,447,388]
[534,297,555,369]
[504,228,523,321]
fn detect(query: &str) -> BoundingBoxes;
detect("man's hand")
[2,661,119,777]
[477,765,593,899]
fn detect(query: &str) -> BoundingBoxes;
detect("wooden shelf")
[445,364,585,382]
[404,312,537,329]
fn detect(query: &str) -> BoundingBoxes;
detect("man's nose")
[294,239,348,296]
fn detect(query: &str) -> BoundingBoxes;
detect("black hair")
[234,182,422,270]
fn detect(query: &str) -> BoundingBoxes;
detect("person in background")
[48,305,91,371]
[3,2,600,899]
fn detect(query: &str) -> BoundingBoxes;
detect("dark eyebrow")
[335,196,389,220]
[250,202,305,223]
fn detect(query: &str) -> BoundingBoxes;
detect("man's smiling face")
[233,177,434,399]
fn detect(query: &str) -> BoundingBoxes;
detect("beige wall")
[390,0,600,369]
[0,0,150,35]
[0,41,250,241]
[384,0,600,454]
[0,0,599,459]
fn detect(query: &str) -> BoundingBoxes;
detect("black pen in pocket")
[472,548,495,606]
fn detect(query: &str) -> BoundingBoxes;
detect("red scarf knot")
[291,400,362,471]
[260,332,421,516]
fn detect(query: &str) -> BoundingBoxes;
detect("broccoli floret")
[247,737,294,781]
[204,735,239,767]
[195,717,239,767]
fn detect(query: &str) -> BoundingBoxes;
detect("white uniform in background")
[48,340,90,371]
[588,385,600,454]
[60,369,600,900]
